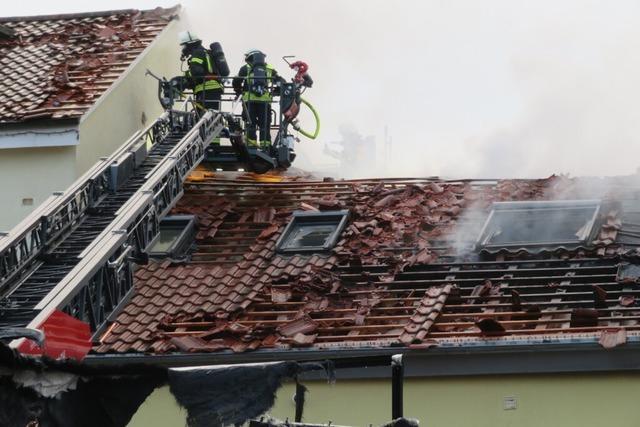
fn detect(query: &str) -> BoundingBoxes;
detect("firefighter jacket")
[232,64,281,102]
[185,46,222,93]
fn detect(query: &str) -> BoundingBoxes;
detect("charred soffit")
[476,200,602,254]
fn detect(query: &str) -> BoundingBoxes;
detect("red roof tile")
[95,174,640,355]
[0,7,178,124]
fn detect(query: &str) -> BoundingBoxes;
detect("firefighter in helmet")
[232,49,282,147]
[178,31,228,112]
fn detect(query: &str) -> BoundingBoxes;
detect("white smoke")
[179,0,640,179]
[4,1,640,179]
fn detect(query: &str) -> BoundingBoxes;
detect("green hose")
[292,97,320,140]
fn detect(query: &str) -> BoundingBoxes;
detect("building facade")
[0,7,182,231]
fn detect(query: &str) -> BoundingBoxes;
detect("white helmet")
[178,30,201,45]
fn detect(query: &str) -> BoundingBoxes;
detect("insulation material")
[0,341,165,426]
[0,375,162,427]
[12,370,78,398]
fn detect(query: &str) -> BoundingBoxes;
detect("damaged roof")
[95,172,640,356]
[0,6,179,124]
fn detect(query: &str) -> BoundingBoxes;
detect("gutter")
[83,341,640,379]
[84,347,403,368]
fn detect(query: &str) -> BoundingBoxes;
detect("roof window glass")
[148,215,196,258]
[476,200,600,250]
[276,210,350,253]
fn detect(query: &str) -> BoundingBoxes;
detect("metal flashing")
[84,341,640,378]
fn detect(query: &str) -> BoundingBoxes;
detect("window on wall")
[148,215,196,258]
[476,200,601,250]
[276,210,350,253]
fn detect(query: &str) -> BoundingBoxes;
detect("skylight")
[476,200,600,250]
[276,210,349,253]
[148,215,196,258]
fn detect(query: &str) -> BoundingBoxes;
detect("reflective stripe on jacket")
[189,52,222,92]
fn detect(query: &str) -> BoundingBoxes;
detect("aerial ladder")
[0,56,320,351]
[0,108,223,345]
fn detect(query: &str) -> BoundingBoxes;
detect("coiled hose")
[292,97,320,140]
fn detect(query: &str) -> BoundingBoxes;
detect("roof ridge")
[0,5,180,23]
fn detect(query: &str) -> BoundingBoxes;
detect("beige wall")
[129,372,640,427]
[0,146,76,231]
[76,19,183,174]
[128,387,184,427]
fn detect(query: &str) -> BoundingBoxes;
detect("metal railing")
[0,112,176,293]
[171,81,286,135]
[28,111,223,335]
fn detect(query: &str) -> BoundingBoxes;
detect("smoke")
[322,124,376,178]
[182,0,640,179]
[445,171,640,260]
[3,1,639,179]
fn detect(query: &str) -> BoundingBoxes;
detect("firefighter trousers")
[244,101,271,145]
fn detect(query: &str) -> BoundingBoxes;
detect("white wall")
[0,144,76,231]
[76,19,183,174]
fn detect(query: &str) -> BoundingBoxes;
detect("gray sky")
[5,1,640,179]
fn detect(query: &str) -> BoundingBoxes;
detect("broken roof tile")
[0,7,178,124]
[95,174,640,356]
[290,333,317,347]
[598,328,627,349]
[277,316,318,337]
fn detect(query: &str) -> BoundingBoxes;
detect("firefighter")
[178,31,225,112]
[232,49,282,147]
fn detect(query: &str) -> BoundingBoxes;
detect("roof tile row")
[95,174,640,355]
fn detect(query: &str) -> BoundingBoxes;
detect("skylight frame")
[476,199,601,250]
[275,210,350,254]
[147,215,196,258]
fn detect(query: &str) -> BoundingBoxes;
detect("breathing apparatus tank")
[209,42,230,77]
